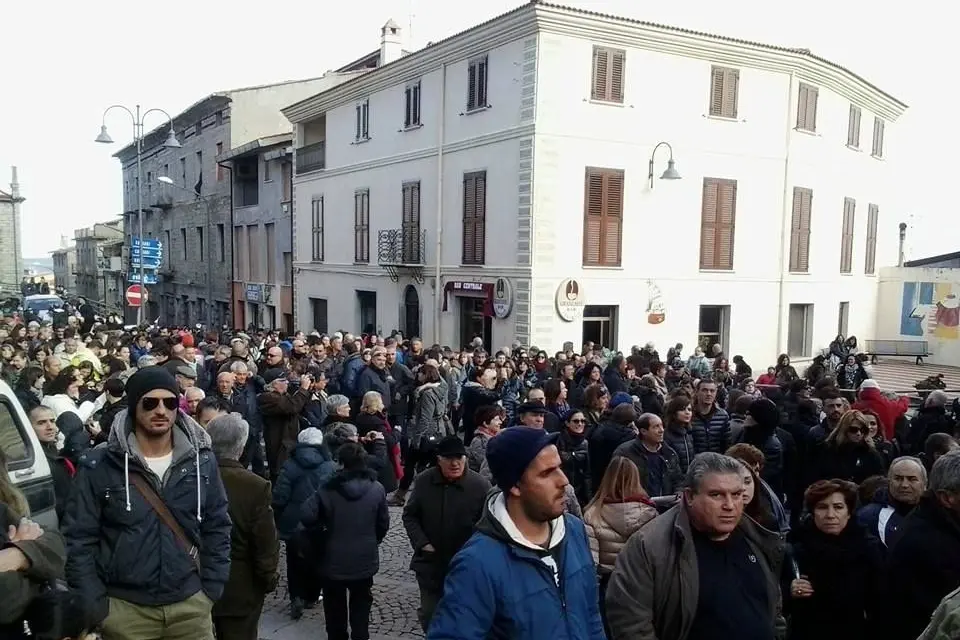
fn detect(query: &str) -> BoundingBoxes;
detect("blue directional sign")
[130,259,162,270]
[128,271,158,285]
[131,237,162,249]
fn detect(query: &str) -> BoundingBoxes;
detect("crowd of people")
[2,308,960,640]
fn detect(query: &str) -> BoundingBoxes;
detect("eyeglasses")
[141,397,179,411]
[569,418,587,424]
[848,426,869,436]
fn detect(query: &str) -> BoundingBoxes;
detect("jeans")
[322,577,374,640]
[286,539,322,602]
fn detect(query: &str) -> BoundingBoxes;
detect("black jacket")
[587,420,636,489]
[557,429,591,506]
[63,410,232,624]
[810,441,886,486]
[402,466,490,588]
[301,468,389,582]
[0,503,66,631]
[611,439,683,498]
[357,365,393,413]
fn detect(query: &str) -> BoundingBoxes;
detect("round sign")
[125,284,147,307]
[556,279,585,322]
[492,278,513,319]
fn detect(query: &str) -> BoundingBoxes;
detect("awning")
[442,280,493,316]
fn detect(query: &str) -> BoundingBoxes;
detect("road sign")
[127,271,158,285]
[131,237,162,249]
[126,285,147,307]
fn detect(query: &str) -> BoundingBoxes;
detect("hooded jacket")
[0,503,66,630]
[63,408,232,624]
[272,433,337,540]
[426,491,605,640]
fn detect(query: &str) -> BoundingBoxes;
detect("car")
[22,294,65,325]
[0,379,57,530]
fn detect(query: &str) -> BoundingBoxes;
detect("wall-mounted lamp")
[648,141,682,189]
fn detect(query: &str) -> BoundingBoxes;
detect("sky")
[0,0,951,261]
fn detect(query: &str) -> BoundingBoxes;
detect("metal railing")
[295,141,326,175]
[377,228,425,265]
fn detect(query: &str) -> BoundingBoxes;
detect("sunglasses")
[141,397,179,411]
[848,426,869,436]
[569,418,587,424]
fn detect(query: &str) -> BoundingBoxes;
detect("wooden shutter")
[840,197,855,273]
[872,118,885,157]
[847,105,861,148]
[311,197,324,261]
[582,168,624,267]
[797,83,818,131]
[700,178,737,270]
[865,204,879,274]
[790,187,813,272]
[355,191,369,263]
[591,47,608,101]
[709,66,739,118]
[404,87,412,128]
[402,182,421,263]
[591,47,625,103]
[462,172,486,264]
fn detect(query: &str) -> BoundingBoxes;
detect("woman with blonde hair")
[583,456,657,636]
[811,409,886,484]
[355,391,401,493]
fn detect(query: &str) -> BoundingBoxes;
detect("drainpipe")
[898,222,907,267]
[288,154,295,333]
[217,161,234,330]
[432,62,447,345]
[774,71,797,355]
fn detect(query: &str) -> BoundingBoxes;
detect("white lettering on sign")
[453,282,484,292]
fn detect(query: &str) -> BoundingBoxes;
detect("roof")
[284,0,907,122]
[218,133,293,162]
[904,251,960,268]
[0,189,23,203]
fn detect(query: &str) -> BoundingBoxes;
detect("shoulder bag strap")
[129,473,201,571]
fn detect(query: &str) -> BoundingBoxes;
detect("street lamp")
[647,141,682,189]
[95,104,181,326]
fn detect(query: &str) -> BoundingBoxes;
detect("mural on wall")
[647,280,665,324]
[901,282,960,339]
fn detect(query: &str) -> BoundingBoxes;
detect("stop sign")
[126,284,147,307]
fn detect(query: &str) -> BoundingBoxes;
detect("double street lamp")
[95,105,181,325]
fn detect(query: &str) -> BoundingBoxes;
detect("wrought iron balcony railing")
[377,228,425,265]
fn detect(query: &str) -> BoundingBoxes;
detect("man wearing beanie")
[427,427,604,640]
[737,397,786,500]
[63,367,232,640]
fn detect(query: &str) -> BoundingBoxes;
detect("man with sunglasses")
[63,367,232,640]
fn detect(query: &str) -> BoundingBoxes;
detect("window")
[354,190,370,263]
[0,399,29,466]
[195,150,203,195]
[197,226,204,261]
[872,117,885,158]
[467,55,489,111]
[840,197,856,273]
[582,167,624,267]
[217,224,225,262]
[216,111,223,126]
[216,143,223,180]
[265,223,276,282]
[283,252,292,285]
[838,301,850,337]
[180,157,186,184]
[796,83,818,132]
[311,197,324,262]
[355,99,370,141]
[165,230,172,267]
[462,171,487,264]
[847,105,861,148]
[263,158,272,182]
[865,204,879,274]
[310,298,328,334]
[789,187,813,273]
[787,304,814,358]
[195,122,202,136]
[247,225,260,280]
[180,228,187,261]
[699,178,737,270]
[402,181,422,263]
[234,225,246,280]
[405,81,422,128]
[591,46,625,104]
[281,162,291,202]
[698,305,730,356]
[709,66,739,118]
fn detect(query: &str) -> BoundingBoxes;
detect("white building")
[284,2,906,367]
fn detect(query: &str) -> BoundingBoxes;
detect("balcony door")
[402,182,421,264]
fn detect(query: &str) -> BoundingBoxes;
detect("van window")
[0,399,29,466]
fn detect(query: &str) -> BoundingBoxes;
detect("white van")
[0,379,58,530]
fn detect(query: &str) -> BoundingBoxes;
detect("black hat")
[487,427,559,492]
[262,368,288,385]
[747,398,780,431]
[125,367,179,411]
[517,401,547,416]
[436,435,467,458]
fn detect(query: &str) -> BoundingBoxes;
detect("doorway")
[403,285,421,338]
[357,290,377,335]
[582,305,618,350]
[838,301,850,337]
[459,297,491,351]
[698,305,730,354]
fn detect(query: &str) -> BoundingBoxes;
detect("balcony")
[378,228,426,264]
[148,183,173,209]
[295,141,326,175]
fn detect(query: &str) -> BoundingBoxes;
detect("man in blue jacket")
[63,367,232,640]
[427,427,605,640]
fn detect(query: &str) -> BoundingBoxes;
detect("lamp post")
[647,141,682,189]
[95,105,181,326]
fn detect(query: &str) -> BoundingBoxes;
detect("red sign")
[125,284,147,307]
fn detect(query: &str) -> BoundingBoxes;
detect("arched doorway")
[403,285,421,338]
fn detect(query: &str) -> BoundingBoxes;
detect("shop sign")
[492,278,513,319]
[556,279,585,322]
[245,284,262,303]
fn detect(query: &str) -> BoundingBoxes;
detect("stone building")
[0,167,24,295]
[51,237,77,295]
[74,221,124,312]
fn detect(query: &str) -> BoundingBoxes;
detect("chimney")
[898,222,907,267]
[9,166,19,199]
[380,19,403,66]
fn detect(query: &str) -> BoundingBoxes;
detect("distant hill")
[24,257,52,269]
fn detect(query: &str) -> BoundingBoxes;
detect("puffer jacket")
[63,409,232,624]
[691,405,732,454]
[663,423,696,473]
[272,440,337,540]
[410,382,445,443]
[584,497,657,574]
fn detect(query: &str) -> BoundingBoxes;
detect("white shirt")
[144,452,174,482]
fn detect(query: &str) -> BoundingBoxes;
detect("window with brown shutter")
[840,197,856,273]
[354,189,369,263]
[872,117,885,158]
[462,172,486,264]
[311,197,324,262]
[797,83,818,132]
[789,187,813,273]
[865,204,879,274]
[402,182,421,263]
[709,66,739,118]
[700,178,737,270]
[847,105,861,148]
[591,46,625,103]
[467,56,489,111]
[582,167,624,267]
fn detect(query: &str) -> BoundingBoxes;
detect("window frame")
[865,204,879,275]
[590,46,626,104]
[872,117,885,158]
[840,197,856,274]
[708,65,740,119]
[462,171,487,265]
[582,167,625,267]
[847,105,862,148]
[699,178,738,271]
[311,197,324,262]
[354,190,370,263]
[466,55,489,112]
[796,83,819,133]
[404,81,422,129]
[789,186,813,273]
[355,99,370,142]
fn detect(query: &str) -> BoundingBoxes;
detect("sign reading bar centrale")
[556,279,585,322]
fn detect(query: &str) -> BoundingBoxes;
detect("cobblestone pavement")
[259,506,424,640]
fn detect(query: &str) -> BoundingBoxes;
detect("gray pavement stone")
[259,507,424,640]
